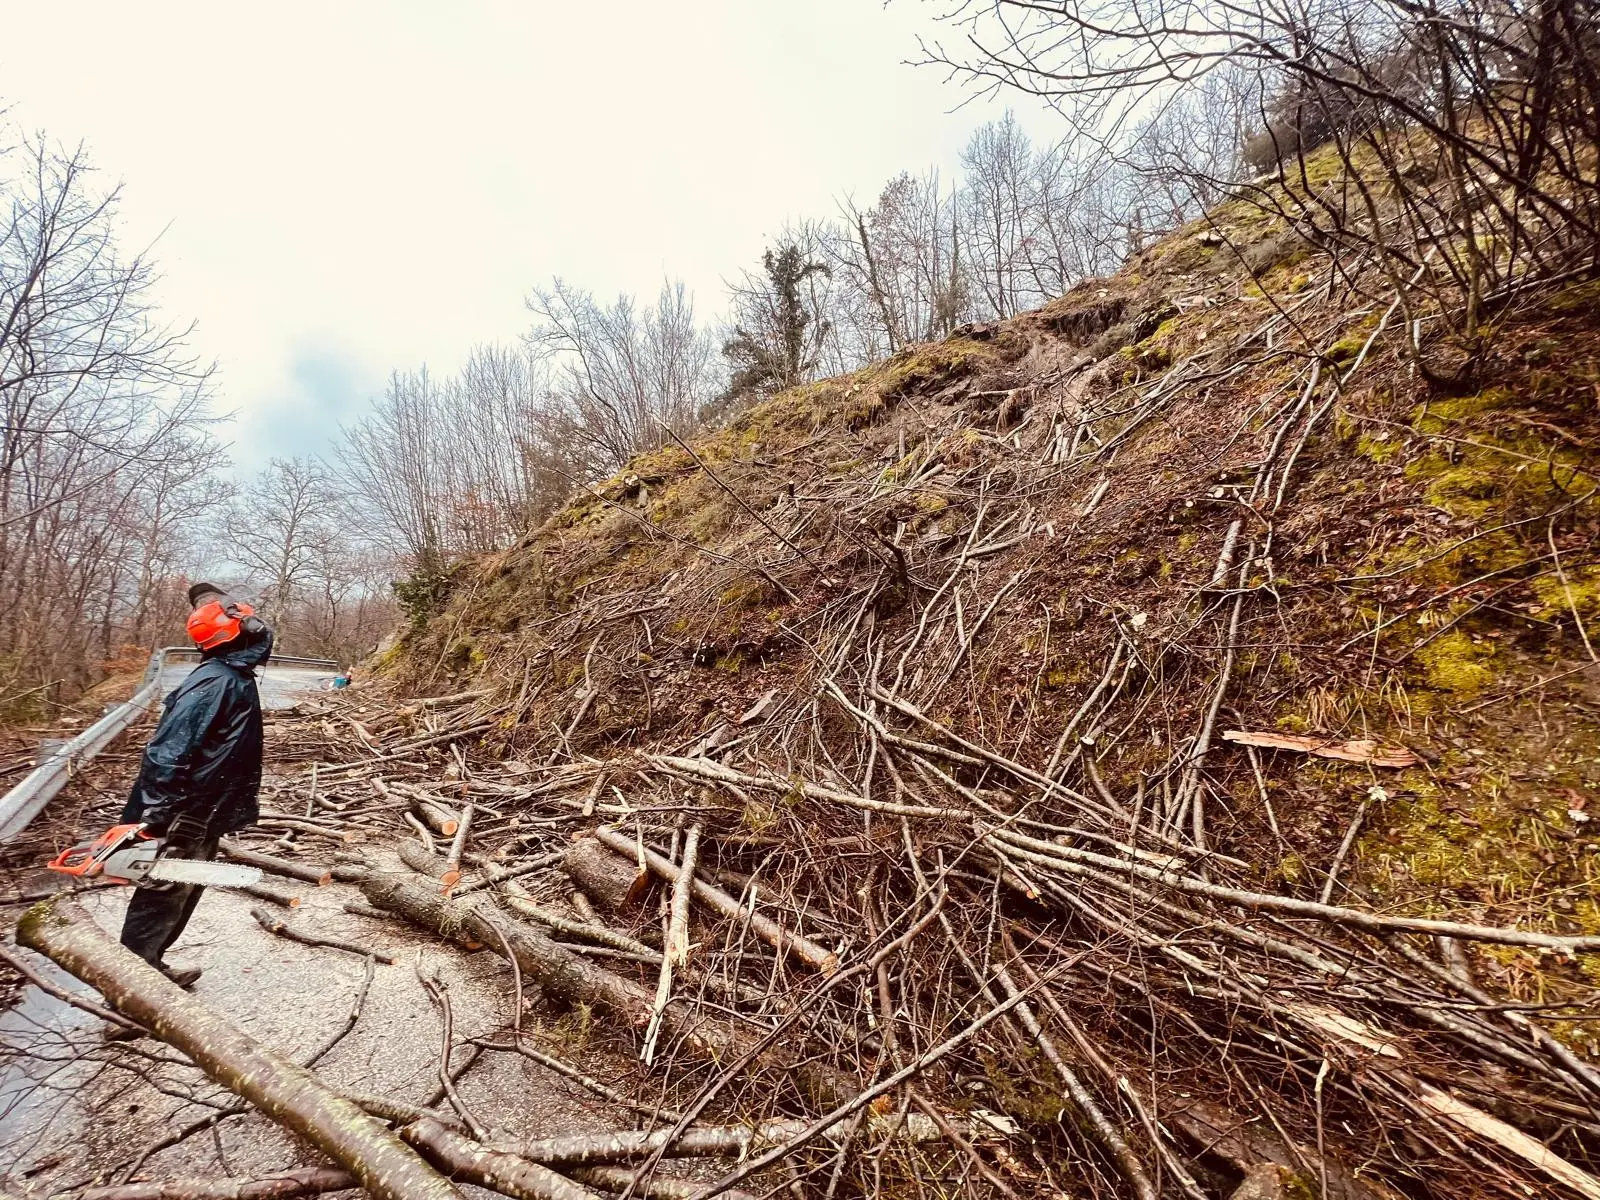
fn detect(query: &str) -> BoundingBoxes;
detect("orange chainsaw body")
[47,823,153,884]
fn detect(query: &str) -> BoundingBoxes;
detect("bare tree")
[0,129,220,712]
[526,279,719,478]
[1125,64,1259,231]
[834,170,966,351]
[339,366,449,565]
[960,111,1035,318]
[921,0,1600,358]
[229,457,328,634]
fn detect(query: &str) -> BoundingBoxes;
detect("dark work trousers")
[118,835,220,967]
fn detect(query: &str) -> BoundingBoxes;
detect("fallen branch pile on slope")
[210,266,1600,1198]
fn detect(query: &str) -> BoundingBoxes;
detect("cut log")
[240,881,302,909]
[220,841,332,887]
[77,1167,357,1200]
[411,798,460,839]
[562,837,650,913]
[17,898,461,1200]
[398,1116,600,1200]
[398,840,447,878]
[594,826,839,974]
[440,803,475,889]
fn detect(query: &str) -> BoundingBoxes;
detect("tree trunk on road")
[17,898,462,1200]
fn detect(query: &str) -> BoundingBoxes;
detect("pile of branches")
[89,637,1595,1199]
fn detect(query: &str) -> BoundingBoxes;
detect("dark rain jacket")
[120,625,274,840]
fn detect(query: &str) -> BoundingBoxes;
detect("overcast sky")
[1,2,1048,471]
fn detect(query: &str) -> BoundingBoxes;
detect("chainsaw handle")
[46,823,154,878]
[47,843,100,876]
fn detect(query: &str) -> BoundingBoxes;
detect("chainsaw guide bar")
[48,823,263,889]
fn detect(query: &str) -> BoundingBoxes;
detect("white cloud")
[1,1,1034,469]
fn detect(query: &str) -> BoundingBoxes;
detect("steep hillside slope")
[387,176,1600,1196]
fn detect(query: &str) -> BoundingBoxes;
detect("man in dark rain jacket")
[118,582,273,986]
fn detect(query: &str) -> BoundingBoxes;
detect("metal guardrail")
[0,646,338,842]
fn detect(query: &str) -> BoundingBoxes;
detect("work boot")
[159,963,202,989]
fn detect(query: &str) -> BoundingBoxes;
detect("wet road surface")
[156,659,340,711]
[0,854,640,1191]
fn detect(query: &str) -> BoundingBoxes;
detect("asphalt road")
[156,659,339,710]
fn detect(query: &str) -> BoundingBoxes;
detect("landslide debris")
[326,170,1600,1197]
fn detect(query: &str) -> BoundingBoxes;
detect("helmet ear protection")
[186,599,258,651]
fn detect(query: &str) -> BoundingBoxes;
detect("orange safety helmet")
[186,599,257,651]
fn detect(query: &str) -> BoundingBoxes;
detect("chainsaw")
[48,823,263,888]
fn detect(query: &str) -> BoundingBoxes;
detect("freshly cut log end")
[411,798,460,838]
[242,881,303,909]
[563,838,651,914]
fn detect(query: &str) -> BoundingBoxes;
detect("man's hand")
[162,812,210,850]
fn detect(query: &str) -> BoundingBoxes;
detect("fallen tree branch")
[472,1038,686,1121]
[501,890,657,956]
[398,1116,601,1200]
[440,803,475,890]
[690,974,1041,1197]
[567,1166,758,1200]
[979,823,1600,950]
[360,865,851,1106]
[75,1171,356,1196]
[76,1168,357,1200]
[0,942,143,1033]
[1221,729,1420,768]
[643,821,699,1064]
[488,1119,812,1166]
[250,907,396,964]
